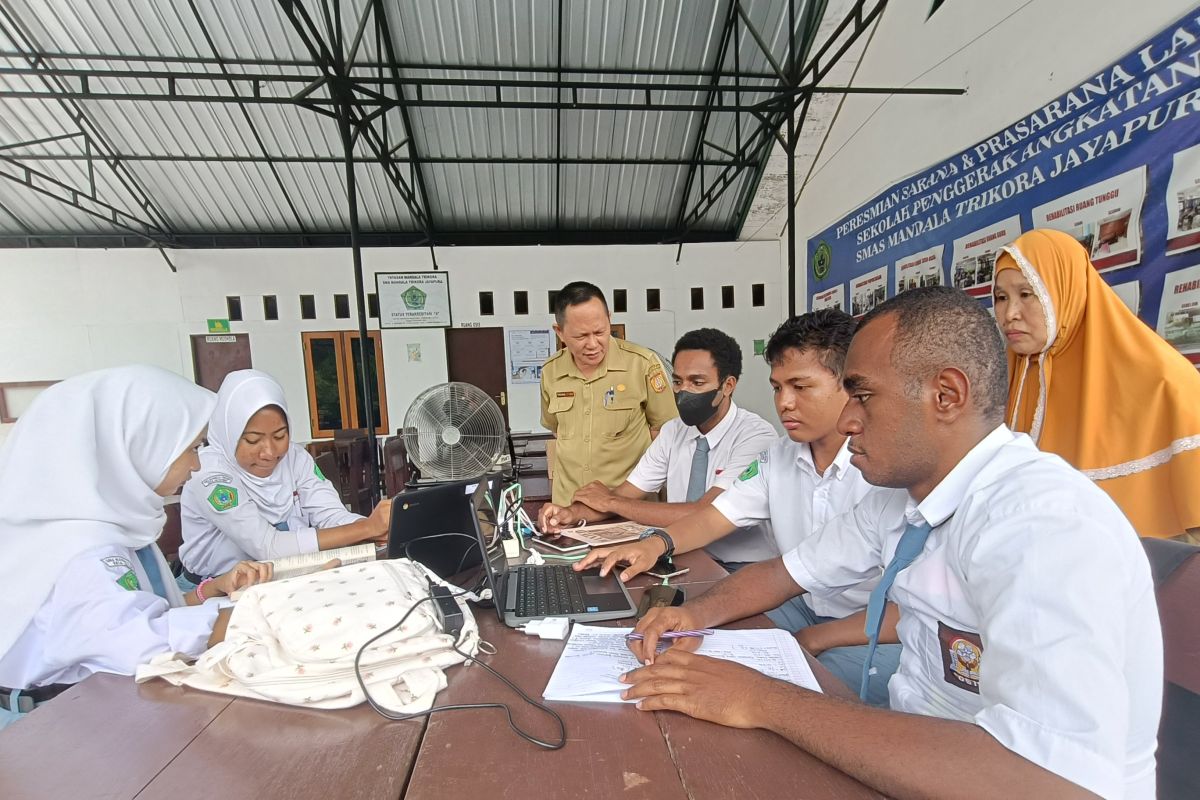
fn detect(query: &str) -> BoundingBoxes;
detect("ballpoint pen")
[624,629,715,641]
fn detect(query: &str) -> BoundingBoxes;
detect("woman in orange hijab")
[993,228,1200,540]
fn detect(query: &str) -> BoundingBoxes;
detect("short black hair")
[763,309,858,377]
[858,286,1008,423]
[673,328,743,381]
[554,281,608,325]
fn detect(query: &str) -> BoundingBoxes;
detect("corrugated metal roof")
[0,0,857,245]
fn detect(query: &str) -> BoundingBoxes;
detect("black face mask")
[673,387,723,428]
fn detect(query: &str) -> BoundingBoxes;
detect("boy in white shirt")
[623,287,1162,799]
[540,328,778,568]
[578,311,901,704]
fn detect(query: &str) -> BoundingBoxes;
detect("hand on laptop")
[574,538,662,583]
[626,604,705,664]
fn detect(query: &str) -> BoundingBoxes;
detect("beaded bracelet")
[195,576,216,603]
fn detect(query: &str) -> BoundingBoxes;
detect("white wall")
[0,240,786,441]
[792,0,1197,305]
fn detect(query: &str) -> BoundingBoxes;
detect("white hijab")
[203,369,299,522]
[0,366,215,658]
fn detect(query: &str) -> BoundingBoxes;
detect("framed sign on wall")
[376,272,452,328]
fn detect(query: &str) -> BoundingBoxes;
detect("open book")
[228,544,380,600]
[555,520,647,548]
[269,543,379,581]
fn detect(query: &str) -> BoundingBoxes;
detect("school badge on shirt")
[208,484,239,512]
[102,556,140,591]
[937,621,983,694]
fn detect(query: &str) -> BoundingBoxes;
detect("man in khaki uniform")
[541,281,678,506]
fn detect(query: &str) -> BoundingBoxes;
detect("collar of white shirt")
[689,401,740,450]
[906,424,1014,527]
[792,435,854,481]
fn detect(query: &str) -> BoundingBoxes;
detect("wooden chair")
[157,495,184,566]
[382,436,416,497]
[334,429,373,516]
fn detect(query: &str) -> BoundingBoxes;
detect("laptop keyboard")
[513,564,588,617]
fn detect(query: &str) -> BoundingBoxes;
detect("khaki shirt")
[540,339,679,505]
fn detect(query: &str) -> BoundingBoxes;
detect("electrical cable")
[351,558,567,749]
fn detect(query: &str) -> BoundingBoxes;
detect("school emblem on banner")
[208,484,239,512]
[938,621,983,694]
[811,241,832,281]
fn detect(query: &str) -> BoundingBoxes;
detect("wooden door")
[444,327,509,424]
[301,331,389,438]
[191,333,252,391]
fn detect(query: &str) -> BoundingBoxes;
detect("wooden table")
[0,551,881,800]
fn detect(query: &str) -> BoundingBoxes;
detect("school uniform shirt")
[540,338,680,506]
[784,425,1162,799]
[711,436,888,618]
[0,543,221,690]
[180,445,362,577]
[625,402,780,564]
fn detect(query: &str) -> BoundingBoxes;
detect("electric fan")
[402,382,507,481]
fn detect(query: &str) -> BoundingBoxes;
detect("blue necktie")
[135,545,171,600]
[686,437,711,502]
[860,520,932,701]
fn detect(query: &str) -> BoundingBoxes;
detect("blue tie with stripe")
[859,520,932,701]
[135,546,170,600]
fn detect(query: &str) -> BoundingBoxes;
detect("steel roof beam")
[0,48,785,81]
[0,155,171,244]
[0,5,175,242]
[672,2,743,241]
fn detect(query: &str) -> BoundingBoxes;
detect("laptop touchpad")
[580,573,631,611]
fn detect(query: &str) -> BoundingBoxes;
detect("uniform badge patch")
[207,484,239,512]
[937,621,983,694]
[202,473,234,487]
[738,461,759,481]
[556,391,575,398]
[115,569,140,591]
[314,463,327,481]
[650,373,667,393]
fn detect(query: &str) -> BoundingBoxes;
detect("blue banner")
[806,9,1200,363]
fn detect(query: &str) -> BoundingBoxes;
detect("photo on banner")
[950,216,1022,299]
[1166,142,1200,256]
[811,283,845,312]
[1032,167,1147,272]
[895,245,946,294]
[1158,264,1200,364]
[850,266,887,318]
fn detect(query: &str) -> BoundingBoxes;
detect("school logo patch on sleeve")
[649,372,667,393]
[738,460,760,481]
[937,621,983,694]
[207,484,239,512]
[115,569,140,591]
[314,463,327,481]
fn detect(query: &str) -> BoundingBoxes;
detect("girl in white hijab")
[0,366,271,727]
[179,369,390,582]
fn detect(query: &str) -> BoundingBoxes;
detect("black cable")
[351,584,567,750]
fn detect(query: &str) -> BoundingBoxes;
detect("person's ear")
[932,367,970,422]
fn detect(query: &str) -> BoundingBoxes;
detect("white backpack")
[138,559,479,713]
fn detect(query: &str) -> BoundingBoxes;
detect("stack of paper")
[543,624,822,703]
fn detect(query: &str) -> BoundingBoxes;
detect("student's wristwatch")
[638,527,675,558]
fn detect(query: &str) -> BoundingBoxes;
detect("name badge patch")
[937,621,983,694]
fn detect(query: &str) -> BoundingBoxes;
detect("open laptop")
[467,480,637,626]
[388,477,498,578]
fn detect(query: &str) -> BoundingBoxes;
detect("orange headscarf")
[996,228,1200,538]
